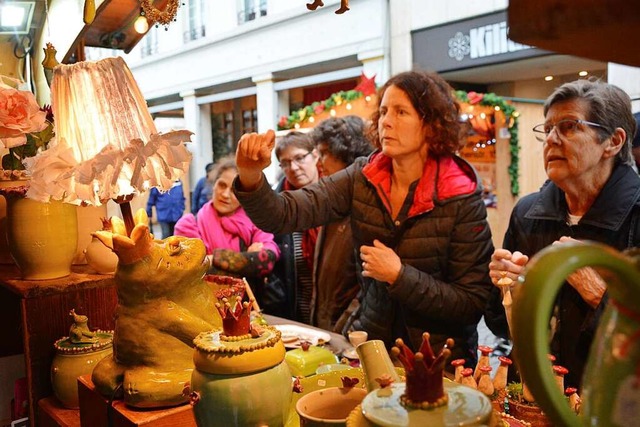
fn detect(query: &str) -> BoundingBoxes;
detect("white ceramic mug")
[348,331,368,347]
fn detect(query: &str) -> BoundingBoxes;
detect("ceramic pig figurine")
[91,209,221,408]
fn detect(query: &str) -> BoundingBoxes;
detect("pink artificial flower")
[278,116,288,128]
[314,103,325,114]
[0,86,48,148]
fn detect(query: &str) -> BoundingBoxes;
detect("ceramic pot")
[0,178,29,264]
[51,331,113,409]
[84,235,118,274]
[190,328,292,427]
[6,197,77,280]
[513,242,640,427]
[74,204,108,265]
[296,387,367,427]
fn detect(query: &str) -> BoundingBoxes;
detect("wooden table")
[0,264,117,427]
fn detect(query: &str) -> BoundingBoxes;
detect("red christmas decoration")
[353,72,377,96]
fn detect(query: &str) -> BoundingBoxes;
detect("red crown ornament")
[391,333,454,409]
[214,282,253,337]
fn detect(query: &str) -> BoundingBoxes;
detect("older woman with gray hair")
[485,78,640,389]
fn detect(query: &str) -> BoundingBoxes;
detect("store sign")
[412,11,547,72]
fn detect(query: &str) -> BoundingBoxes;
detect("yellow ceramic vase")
[6,197,78,280]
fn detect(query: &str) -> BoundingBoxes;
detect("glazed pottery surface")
[286,367,406,427]
[7,197,77,280]
[51,330,113,409]
[74,204,108,265]
[84,235,118,274]
[355,340,401,392]
[296,387,367,426]
[358,381,492,427]
[513,242,640,427]
[191,360,292,427]
[0,178,29,264]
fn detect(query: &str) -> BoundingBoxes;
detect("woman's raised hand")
[235,130,276,191]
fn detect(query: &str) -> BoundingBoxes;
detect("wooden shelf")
[38,396,80,427]
[0,264,118,427]
[78,375,195,427]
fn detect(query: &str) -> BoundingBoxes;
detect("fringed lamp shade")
[26,57,192,208]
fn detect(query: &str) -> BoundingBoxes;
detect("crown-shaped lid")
[214,281,253,337]
[391,332,454,409]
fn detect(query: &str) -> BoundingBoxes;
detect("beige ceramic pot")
[84,235,118,274]
[296,387,367,426]
[51,331,113,408]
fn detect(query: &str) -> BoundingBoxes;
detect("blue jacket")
[146,181,185,223]
[191,177,213,214]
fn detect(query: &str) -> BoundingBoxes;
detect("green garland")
[455,91,520,196]
[279,89,520,196]
[278,90,366,130]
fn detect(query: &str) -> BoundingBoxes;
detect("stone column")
[181,90,212,203]
[252,73,277,133]
[252,73,279,183]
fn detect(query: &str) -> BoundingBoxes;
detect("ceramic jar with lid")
[51,310,113,408]
[190,326,292,427]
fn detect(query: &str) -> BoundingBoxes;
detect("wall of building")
[129,0,384,100]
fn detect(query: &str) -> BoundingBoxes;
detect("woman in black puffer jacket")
[233,71,494,369]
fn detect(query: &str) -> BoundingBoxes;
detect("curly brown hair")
[368,71,463,156]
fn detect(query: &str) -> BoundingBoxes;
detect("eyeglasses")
[532,119,611,142]
[279,151,312,169]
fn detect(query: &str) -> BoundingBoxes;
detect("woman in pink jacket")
[175,155,280,293]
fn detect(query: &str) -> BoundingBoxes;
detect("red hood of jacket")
[362,152,477,217]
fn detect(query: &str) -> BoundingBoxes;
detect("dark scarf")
[284,179,320,270]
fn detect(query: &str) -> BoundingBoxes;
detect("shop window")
[237,0,267,24]
[242,109,258,134]
[141,27,158,58]
[183,0,206,42]
[212,112,235,159]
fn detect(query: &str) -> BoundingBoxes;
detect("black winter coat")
[235,155,494,366]
[485,163,640,388]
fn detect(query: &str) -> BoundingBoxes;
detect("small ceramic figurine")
[474,345,493,382]
[492,356,512,392]
[52,310,113,408]
[451,358,466,383]
[68,309,98,344]
[477,365,495,396]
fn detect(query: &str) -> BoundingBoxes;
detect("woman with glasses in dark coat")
[485,79,640,389]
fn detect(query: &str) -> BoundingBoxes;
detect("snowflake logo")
[448,32,470,61]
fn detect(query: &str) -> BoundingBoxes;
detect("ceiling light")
[578,71,588,77]
[544,75,554,81]
[134,15,149,34]
[0,1,35,34]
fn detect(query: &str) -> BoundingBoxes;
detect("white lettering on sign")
[448,21,532,62]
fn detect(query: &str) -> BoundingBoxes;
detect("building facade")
[104,0,639,240]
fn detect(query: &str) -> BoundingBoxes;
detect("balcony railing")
[237,3,267,24]
[183,25,206,43]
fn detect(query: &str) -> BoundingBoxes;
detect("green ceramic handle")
[512,241,640,427]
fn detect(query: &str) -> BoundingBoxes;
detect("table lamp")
[25,57,192,234]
